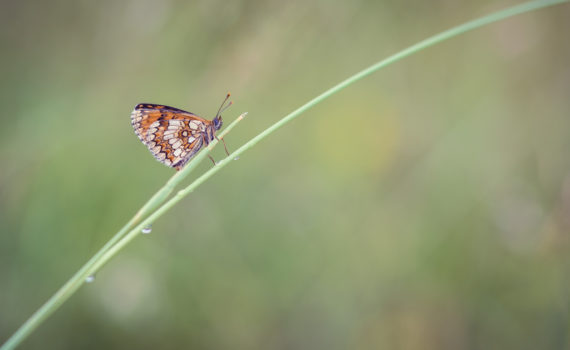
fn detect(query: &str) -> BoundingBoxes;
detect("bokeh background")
[1,0,570,349]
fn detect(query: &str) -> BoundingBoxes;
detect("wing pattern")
[131,104,215,170]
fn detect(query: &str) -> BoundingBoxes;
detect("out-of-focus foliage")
[1,1,569,349]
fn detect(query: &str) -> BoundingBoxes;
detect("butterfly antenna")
[215,92,232,119]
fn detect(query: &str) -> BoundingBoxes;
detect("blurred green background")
[1,0,569,349]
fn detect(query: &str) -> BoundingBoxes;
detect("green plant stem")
[2,0,566,349]
[148,0,570,202]
[0,114,245,350]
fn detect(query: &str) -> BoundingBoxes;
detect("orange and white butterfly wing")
[131,104,212,169]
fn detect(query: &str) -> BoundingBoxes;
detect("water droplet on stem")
[85,275,95,283]
[141,226,152,234]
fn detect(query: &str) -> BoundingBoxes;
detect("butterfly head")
[213,116,223,130]
[213,92,232,131]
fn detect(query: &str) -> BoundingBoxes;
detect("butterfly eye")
[214,117,223,130]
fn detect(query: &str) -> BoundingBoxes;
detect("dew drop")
[141,225,152,234]
[234,156,240,161]
[85,275,95,283]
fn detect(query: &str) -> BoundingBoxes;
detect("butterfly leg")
[208,155,217,165]
[215,135,230,156]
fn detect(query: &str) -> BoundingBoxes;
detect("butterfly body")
[131,103,223,170]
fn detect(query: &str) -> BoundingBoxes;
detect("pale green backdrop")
[1,1,569,349]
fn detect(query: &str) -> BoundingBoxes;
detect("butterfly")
[131,93,232,170]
